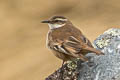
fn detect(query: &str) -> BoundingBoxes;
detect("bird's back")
[48,24,93,48]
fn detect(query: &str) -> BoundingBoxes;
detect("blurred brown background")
[0,0,120,80]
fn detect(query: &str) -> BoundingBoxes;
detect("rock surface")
[46,28,120,80]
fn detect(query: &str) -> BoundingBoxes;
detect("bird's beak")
[41,20,51,23]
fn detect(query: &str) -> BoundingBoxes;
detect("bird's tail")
[84,46,104,55]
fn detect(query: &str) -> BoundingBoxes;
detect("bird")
[41,15,104,65]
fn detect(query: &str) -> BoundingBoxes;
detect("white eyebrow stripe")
[55,18,67,21]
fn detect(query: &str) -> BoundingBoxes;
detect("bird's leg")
[62,60,65,67]
[60,60,65,79]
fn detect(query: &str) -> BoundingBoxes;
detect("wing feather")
[52,36,82,56]
[50,36,89,61]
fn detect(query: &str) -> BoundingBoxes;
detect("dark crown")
[50,16,67,20]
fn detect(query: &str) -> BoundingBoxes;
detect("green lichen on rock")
[67,60,78,70]
[96,38,110,49]
[46,59,81,80]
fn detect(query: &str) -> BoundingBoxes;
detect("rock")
[46,28,120,80]
[94,28,120,49]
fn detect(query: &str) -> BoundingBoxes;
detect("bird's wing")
[52,36,80,54]
[51,36,88,61]
[63,36,82,54]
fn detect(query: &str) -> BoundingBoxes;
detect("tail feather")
[84,46,104,55]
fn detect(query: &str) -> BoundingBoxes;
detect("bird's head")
[41,16,69,29]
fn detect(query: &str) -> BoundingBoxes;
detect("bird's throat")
[48,24,65,29]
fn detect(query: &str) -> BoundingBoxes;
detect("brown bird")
[41,16,104,65]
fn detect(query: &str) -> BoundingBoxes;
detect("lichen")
[67,60,77,70]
